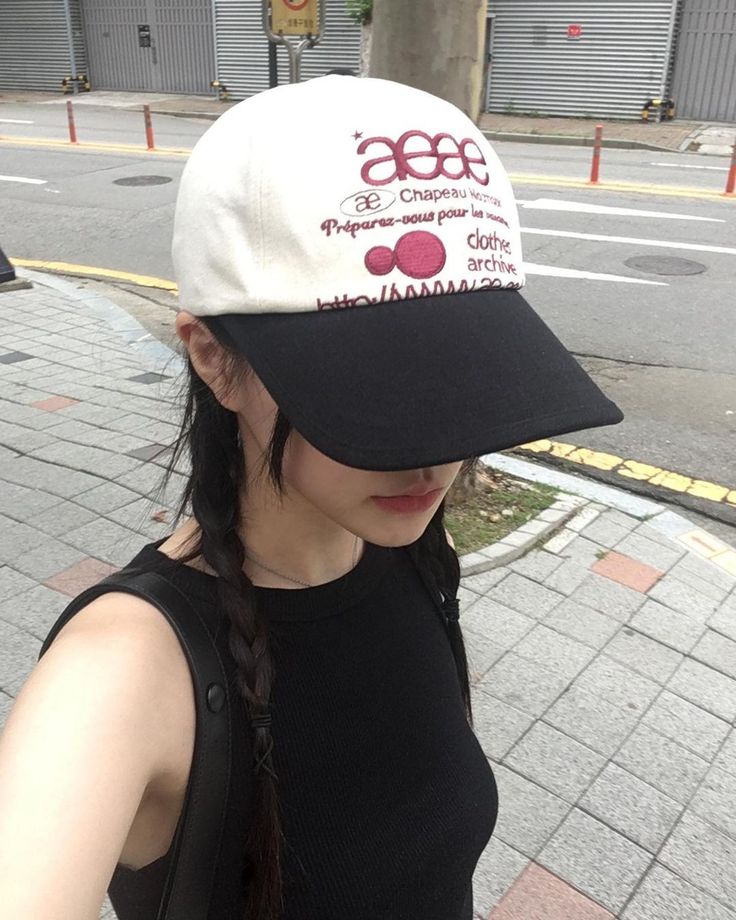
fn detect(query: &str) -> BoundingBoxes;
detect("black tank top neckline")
[144,536,395,622]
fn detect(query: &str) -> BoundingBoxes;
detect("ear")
[175,311,240,411]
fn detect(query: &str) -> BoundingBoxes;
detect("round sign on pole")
[272,0,319,35]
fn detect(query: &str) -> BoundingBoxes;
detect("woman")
[0,76,622,920]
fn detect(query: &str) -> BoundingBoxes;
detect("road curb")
[458,492,589,576]
[482,453,736,580]
[17,268,185,374]
[482,130,686,154]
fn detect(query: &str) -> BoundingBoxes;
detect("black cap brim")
[206,289,623,472]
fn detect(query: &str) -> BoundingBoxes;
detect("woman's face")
[236,356,462,548]
[178,312,463,547]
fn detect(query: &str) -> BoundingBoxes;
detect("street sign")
[272,0,320,36]
[567,23,583,39]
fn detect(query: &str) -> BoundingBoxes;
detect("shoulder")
[0,590,195,917]
[43,589,197,792]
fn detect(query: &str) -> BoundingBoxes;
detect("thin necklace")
[244,535,360,588]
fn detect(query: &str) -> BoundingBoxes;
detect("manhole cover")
[113,175,173,187]
[625,255,707,276]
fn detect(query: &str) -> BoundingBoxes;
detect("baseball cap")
[172,75,623,472]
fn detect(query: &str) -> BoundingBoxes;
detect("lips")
[371,488,444,514]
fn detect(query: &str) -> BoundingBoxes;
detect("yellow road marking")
[509,173,735,202]
[13,258,178,292]
[520,439,736,509]
[0,135,190,157]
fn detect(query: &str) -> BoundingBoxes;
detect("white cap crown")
[172,76,525,316]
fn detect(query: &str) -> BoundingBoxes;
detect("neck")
[221,480,364,587]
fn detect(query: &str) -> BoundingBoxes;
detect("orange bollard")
[143,104,155,150]
[66,100,78,144]
[589,124,603,184]
[725,143,736,196]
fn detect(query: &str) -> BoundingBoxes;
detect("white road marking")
[0,118,34,124]
[0,174,47,185]
[524,262,668,286]
[650,161,730,171]
[516,197,724,223]
[522,227,736,256]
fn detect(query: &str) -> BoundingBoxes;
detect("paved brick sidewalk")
[1,273,736,920]
[478,113,703,152]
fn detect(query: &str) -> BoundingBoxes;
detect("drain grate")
[625,255,706,276]
[113,175,173,187]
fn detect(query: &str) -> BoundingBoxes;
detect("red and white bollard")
[66,99,78,144]
[725,142,736,197]
[589,124,603,184]
[143,104,155,150]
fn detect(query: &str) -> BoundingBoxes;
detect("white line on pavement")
[0,174,47,185]
[516,197,724,223]
[650,162,730,171]
[0,118,34,124]
[522,227,736,256]
[524,262,668,286]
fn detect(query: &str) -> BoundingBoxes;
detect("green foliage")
[346,0,373,26]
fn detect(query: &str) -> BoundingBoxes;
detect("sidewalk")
[5,88,734,155]
[478,113,708,153]
[1,272,736,920]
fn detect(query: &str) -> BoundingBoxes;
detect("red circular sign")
[282,0,309,10]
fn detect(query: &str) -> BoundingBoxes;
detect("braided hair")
[150,333,474,920]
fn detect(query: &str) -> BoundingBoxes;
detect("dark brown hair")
[151,330,474,920]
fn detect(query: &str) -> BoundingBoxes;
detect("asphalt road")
[1,103,735,527]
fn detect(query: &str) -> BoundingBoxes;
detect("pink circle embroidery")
[394,231,446,280]
[365,245,396,276]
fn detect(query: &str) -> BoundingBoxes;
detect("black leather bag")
[37,570,232,920]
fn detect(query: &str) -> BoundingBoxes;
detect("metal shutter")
[486,0,678,120]
[0,0,74,91]
[670,0,736,122]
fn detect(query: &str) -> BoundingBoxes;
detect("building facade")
[1,1,734,122]
[484,0,736,121]
[0,0,360,99]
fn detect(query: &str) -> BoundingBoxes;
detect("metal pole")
[66,100,78,144]
[589,124,603,183]
[262,0,325,85]
[61,0,78,95]
[725,143,736,196]
[268,39,278,88]
[143,104,155,150]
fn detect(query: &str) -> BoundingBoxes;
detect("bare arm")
[0,594,188,920]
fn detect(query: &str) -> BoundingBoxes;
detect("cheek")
[283,435,374,507]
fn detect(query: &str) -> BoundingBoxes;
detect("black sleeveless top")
[100,537,498,919]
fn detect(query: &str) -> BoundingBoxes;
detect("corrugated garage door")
[82,0,215,93]
[214,0,361,100]
[670,0,736,122]
[485,0,678,120]
[0,0,86,91]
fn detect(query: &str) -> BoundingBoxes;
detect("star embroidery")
[352,130,363,140]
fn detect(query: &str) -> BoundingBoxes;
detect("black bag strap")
[403,545,460,628]
[38,570,232,920]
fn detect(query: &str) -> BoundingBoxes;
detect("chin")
[364,516,434,548]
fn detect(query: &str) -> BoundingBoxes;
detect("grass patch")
[445,467,558,556]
